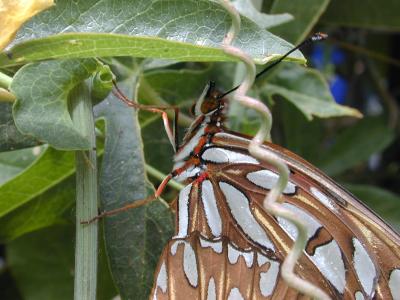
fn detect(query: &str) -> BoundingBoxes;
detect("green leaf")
[0,147,42,185]
[6,225,117,300]
[0,147,75,242]
[0,0,304,67]
[7,226,75,300]
[262,63,362,120]
[344,184,400,231]
[0,120,105,242]
[270,0,330,44]
[321,0,400,31]
[0,147,74,219]
[140,68,212,105]
[96,80,173,299]
[11,59,99,150]
[142,118,175,175]
[318,117,395,176]
[0,103,40,152]
[278,100,324,163]
[232,0,293,29]
[0,177,74,242]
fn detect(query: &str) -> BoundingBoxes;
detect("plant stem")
[145,164,184,191]
[0,72,12,89]
[70,82,98,300]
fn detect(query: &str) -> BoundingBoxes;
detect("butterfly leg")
[81,80,183,224]
[81,174,173,224]
[112,80,180,152]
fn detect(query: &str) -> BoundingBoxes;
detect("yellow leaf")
[0,0,54,50]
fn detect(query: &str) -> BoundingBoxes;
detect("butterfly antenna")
[218,32,328,99]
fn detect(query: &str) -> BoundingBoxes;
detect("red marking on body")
[173,157,201,176]
[195,172,208,184]
[193,135,208,155]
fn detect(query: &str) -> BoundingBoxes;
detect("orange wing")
[150,132,400,299]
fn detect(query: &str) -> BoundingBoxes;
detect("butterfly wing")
[150,131,400,299]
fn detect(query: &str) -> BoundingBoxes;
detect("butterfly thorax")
[171,90,227,184]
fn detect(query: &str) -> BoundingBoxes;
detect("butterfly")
[146,82,400,300]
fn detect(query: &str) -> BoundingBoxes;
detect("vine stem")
[70,82,98,300]
[218,1,330,299]
[0,71,12,89]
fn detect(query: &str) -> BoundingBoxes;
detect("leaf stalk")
[0,72,13,89]
[70,82,98,300]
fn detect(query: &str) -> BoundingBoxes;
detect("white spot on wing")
[227,287,244,300]
[174,166,201,182]
[259,259,280,296]
[207,277,216,300]
[174,124,205,162]
[172,160,185,170]
[219,182,274,251]
[175,184,192,238]
[227,244,254,268]
[389,268,400,300]
[257,253,269,267]
[310,187,337,211]
[246,169,296,194]
[277,203,321,241]
[201,180,222,236]
[155,262,168,293]
[355,291,365,300]
[311,240,346,293]
[202,147,259,164]
[199,236,223,253]
[353,238,376,296]
[170,240,185,255]
[183,242,198,287]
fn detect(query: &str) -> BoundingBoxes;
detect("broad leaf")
[95,80,173,299]
[0,147,42,185]
[270,0,330,44]
[0,147,75,241]
[345,184,400,231]
[6,225,117,300]
[0,177,74,243]
[262,63,362,120]
[0,0,304,67]
[7,226,74,300]
[11,59,99,150]
[232,0,293,29]
[140,68,212,105]
[278,100,324,164]
[317,117,395,176]
[0,148,74,219]
[321,0,400,31]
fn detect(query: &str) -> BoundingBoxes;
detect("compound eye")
[200,97,219,114]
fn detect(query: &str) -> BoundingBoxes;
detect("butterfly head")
[192,81,225,117]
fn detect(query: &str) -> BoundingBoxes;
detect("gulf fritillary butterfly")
[98,34,400,299]
[136,82,400,299]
